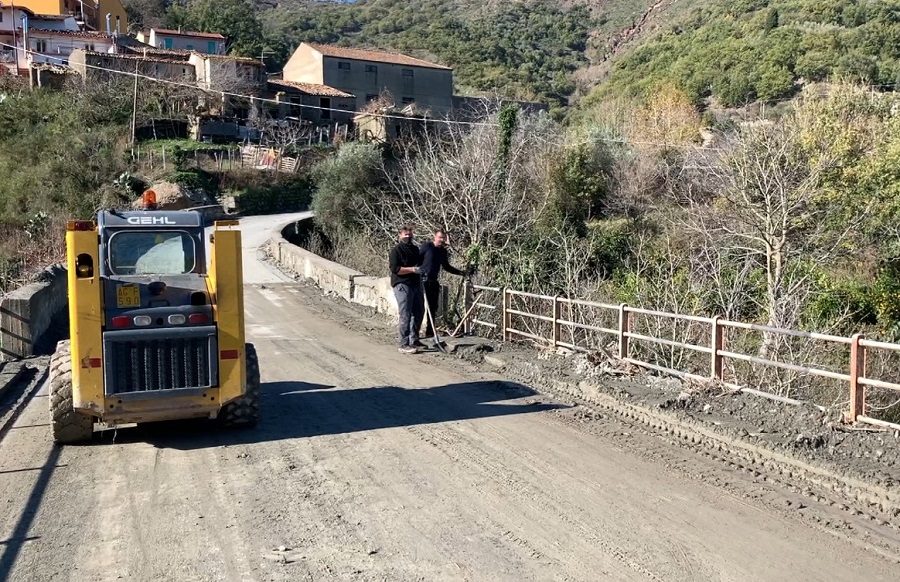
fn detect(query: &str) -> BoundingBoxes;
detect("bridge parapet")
[267,218,399,318]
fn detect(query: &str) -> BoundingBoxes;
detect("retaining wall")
[0,265,68,360]
[268,219,400,319]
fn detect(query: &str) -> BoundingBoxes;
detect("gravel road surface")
[1,213,898,581]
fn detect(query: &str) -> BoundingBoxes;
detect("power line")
[0,42,501,128]
[1,42,896,153]
[6,42,721,151]
[3,42,723,151]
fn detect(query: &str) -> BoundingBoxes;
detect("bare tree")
[366,106,555,259]
[253,115,310,152]
[702,122,863,334]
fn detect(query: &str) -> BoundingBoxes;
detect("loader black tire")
[49,340,94,444]
[219,343,260,428]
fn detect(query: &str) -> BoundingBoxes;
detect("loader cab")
[96,210,217,397]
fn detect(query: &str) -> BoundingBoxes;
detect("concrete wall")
[268,219,399,319]
[71,49,195,83]
[283,44,324,86]
[0,265,68,360]
[149,31,224,54]
[28,33,114,67]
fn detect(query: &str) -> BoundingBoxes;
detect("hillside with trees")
[585,0,900,107]
[125,0,900,110]
[306,81,900,415]
[125,0,594,109]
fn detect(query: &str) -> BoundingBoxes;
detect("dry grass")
[0,218,66,295]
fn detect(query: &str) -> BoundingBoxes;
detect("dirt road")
[1,214,899,581]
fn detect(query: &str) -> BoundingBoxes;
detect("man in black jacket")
[389,226,424,353]
[419,229,466,338]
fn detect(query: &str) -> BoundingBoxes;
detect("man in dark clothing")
[419,229,466,337]
[389,226,424,353]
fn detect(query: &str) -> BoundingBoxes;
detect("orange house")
[7,0,128,33]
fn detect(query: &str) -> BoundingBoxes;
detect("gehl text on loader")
[48,190,260,443]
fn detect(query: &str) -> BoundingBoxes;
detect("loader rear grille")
[103,329,217,395]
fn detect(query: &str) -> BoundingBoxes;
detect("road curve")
[0,213,898,581]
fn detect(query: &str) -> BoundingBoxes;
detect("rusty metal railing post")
[463,281,473,336]
[552,296,561,348]
[711,316,724,381]
[849,333,866,423]
[618,304,630,359]
[501,288,509,342]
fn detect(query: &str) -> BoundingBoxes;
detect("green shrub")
[234,174,314,215]
[311,142,384,232]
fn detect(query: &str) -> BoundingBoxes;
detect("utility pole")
[10,0,19,76]
[130,61,139,150]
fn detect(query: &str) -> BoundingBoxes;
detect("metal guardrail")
[467,285,900,430]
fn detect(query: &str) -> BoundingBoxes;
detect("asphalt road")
[0,213,898,581]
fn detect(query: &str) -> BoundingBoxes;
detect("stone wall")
[268,219,400,319]
[0,265,68,360]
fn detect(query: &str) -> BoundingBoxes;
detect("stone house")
[266,78,355,125]
[68,48,195,83]
[283,42,453,115]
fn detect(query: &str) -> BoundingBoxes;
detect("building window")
[34,39,47,53]
[402,68,414,78]
[365,64,377,73]
[208,41,217,54]
[338,61,351,70]
[320,97,331,120]
[164,38,173,49]
[85,43,95,52]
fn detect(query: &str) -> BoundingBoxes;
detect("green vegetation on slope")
[136,0,593,106]
[266,0,593,105]
[588,0,900,107]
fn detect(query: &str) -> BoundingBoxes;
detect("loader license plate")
[116,285,141,308]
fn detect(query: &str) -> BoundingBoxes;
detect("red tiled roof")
[29,28,114,41]
[194,53,263,66]
[268,79,354,98]
[152,28,225,40]
[305,43,452,71]
[82,50,191,66]
[122,45,192,59]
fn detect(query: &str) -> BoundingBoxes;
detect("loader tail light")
[81,357,102,369]
[221,349,239,360]
[188,313,209,325]
[111,316,131,329]
[133,316,152,327]
[67,220,94,231]
[168,314,186,325]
